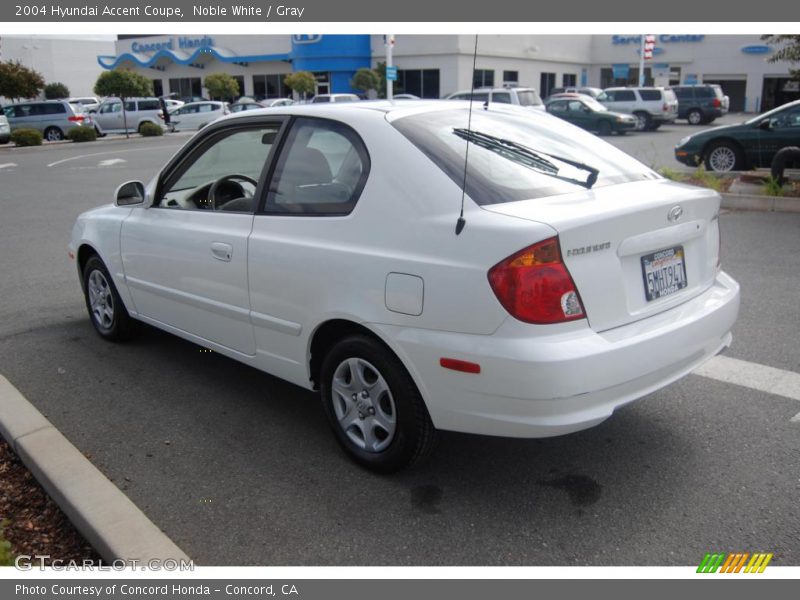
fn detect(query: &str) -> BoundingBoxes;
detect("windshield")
[581,97,607,111]
[392,108,659,205]
[745,102,800,124]
[516,90,543,106]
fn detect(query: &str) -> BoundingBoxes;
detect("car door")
[120,120,285,354]
[247,117,371,381]
[567,100,593,130]
[757,105,800,166]
[95,100,123,131]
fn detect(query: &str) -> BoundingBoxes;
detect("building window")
[252,74,289,100]
[600,67,653,88]
[152,79,163,97]
[169,78,202,101]
[562,73,577,87]
[396,69,440,98]
[540,72,556,98]
[503,71,518,85]
[473,69,494,88]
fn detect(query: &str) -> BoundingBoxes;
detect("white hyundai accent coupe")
[69,101,740,471]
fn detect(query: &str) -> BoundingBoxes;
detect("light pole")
[385,34,394,100]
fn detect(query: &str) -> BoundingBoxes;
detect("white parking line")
[694,355,800,420]
[46,146,178,168]
[98,158,126,167]
[0,163,17,169]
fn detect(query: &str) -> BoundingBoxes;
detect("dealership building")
[102,34,797,112]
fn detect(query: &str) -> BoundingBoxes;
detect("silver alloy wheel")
[331,357,397,453]
[45,128,63,141]
[688,110,702,125]
[708,146,736,172]
[87,270,114,329]
[634,113,648,131]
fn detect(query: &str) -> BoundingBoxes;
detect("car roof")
[214,99,549,128]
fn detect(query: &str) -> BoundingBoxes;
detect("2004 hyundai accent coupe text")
[69,101,740,471]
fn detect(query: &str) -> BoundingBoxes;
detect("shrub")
[66,126,97,143]
[10,128,42,147]
[0,522,14,567]
[761,175,784,197]
[138,122,164,137]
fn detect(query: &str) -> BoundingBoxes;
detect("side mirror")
[758,119,772,130]
[115,180,146,206]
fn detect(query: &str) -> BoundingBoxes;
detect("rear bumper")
[375,270,739,438]
[652,114,677,125]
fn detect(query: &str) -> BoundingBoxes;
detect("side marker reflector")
[440,358,481,374]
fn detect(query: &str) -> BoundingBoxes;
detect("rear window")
[639,90,662,101]
[515,90,543,106]
[663,89,677,102]
[392,109,658,205]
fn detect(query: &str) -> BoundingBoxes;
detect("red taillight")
[712,98,721,108]
[663,103,668,111]
[487,237,585,324]
[68,116,84,122]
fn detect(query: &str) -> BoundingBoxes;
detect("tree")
[94,69,153,138]
[283,71,317,101]
[374,62,388,99]
[762,35,800,80]
[204,72,240,101]
[350,68,380,97]
[0,60,44,102]
[44,82,70,99]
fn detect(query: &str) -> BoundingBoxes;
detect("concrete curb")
[720,193,800,213]
[0,375,190,564]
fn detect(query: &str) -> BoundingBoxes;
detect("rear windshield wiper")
[452,128,599,189]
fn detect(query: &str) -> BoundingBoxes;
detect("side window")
[639,90,661,101]
[124,101,136,112]
[159,125,281,212]
[100,102,121,114]
[4,106,17,118]
[198,104,215,113]
[674,87,691,100]
[138,100,160,111]
[42,103,66,114]
[771,107,800,129]
[264,118,369,216]
[604,90,617,101]
[696,87,715,99]
[492,92,512,104]
[547,101,567,114]
[568,101,585,112]
[616,90,636,101]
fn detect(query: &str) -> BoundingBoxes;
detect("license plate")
[641,246,687,301]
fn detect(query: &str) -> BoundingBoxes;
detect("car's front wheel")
[82,255,132,341]
[320,335,436,472]
[704,141,743,172]
[596,120,612,136]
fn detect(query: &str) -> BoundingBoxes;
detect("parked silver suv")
[600,87,678,131]
[2,100,94,141]
[445,87,545,110]
[0,114,10,144]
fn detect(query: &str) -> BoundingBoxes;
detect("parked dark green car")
[545,95,636,136]
[675,99,800,172]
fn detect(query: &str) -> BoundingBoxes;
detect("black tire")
[704,140,744,172]
[320,334,436,472]
[82,255,133,341]
[94,126,107,138]
[44,126,64,141]
[596,120,612,136]
[687,109,703,125]
[647,123,662,131]
[633,112,651,132]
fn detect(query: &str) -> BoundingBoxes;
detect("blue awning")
[98,46,291,70]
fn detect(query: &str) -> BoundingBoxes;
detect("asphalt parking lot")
[0,126,798,566]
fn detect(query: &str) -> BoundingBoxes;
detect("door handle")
[210,242,233,262]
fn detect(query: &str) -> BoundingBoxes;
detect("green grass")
[761,175,785,197]
[0,522,14,566]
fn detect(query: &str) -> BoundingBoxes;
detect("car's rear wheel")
[597,120,612,136]
[647,123,661,131]
[704,141,743,172]
[82,255,132,341]
[320,335,436,472]
[633,112,651,131]
[687,109,703,125]
[44,127,64,141]
[94,126,106,138]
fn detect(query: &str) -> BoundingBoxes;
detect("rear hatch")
[483,179,721,332]
[663,89,679,117]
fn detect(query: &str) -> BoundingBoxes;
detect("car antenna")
[456,34,479,236]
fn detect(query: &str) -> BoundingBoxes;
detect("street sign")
[386,66,398,81]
